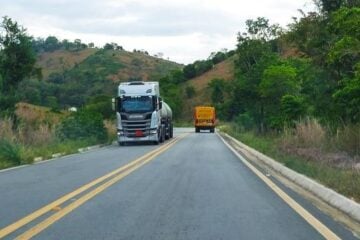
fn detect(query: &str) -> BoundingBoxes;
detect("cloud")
[0,0,315,63]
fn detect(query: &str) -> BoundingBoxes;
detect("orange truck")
[194,106,216,133]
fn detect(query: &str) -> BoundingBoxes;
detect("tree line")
[207,0,360,133]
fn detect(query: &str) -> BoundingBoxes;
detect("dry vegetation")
[108,51,181,82]
[280,118,360,169]
[37,48,97,79]
[0,103,114,169]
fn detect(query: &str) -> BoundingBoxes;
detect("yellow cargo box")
[194,106,216,133]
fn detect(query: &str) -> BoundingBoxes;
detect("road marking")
[0,134,187,239]
[219,135,341,240]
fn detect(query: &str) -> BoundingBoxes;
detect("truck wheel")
[165,125,170,140]
[195,127,200,133]
[170,125,173,138]
[118,142,125,146]
[159,127,164,143]
[210,128,215,133]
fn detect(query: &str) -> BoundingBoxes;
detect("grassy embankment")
[220,119,360,202]
[0,103,116,170]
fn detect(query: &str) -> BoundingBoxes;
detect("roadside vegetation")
[207,1,360,201]
[0,103,116,170]
[220,122,360,201]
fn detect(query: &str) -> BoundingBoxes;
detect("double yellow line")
[0,134,187,240]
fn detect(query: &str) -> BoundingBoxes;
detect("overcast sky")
[0,0,315,64]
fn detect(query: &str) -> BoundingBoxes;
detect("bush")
[283,118,326,149]
[57,109,107,142]
[333,124,360,156]
[235,112,254,131]
[185,85,196,98]
[0,139,22,165]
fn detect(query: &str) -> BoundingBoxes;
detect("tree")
[0,17,39,115]
[208,78,226,104]
[104,43,114,50]
[327,7,360,78]
[333,66,360,123]
[85,95,113,119]
[319,0,343,13]
[57,109,107,142]
[185,85,196,98]
[44,36,60,52]
[281,95,305,124]
[258,64,299,129]
[245,17,283,41]
[259,65,298,99]
[183,64,196,79]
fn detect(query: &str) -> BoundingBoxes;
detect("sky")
[0,0,316,64]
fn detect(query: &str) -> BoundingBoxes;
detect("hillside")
[37,48,181,82]
[20,49,182,108]
[37,48,98,79]
[180,56,236,120]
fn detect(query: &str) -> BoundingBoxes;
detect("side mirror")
[112,97,121,112]
[159,97,163,109]
[112,98,115,111]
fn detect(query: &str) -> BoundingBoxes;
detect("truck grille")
[122,119,152,137]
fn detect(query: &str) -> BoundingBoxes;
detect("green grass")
[220,124,360,202]
[0,138,103,170]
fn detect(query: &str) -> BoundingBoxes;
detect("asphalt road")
[0,128,358,239]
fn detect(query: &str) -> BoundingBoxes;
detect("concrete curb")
[1,143,111,173]
[220,132,360,223]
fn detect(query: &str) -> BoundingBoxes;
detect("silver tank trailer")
[160,102,173,139]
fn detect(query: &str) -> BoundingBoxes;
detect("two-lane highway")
[0,128,358,239]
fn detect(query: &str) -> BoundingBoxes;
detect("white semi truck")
[112,81,173,145]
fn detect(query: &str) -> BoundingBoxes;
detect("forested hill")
[19,41,181,109]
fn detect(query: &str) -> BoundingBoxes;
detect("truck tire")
[165,123,170,140]
[210,128,215,133]
[195,127,200,133]
[159,126,165,143]
[170,124,173,138]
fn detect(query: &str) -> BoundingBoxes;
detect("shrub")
[57,109,107,142]
[281,118,326,149]
[185,85,196,98]
[235,112,254,131]
[0,139,21,165]
[334,124,360,156]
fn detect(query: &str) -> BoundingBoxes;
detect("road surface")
[0,128,357,239]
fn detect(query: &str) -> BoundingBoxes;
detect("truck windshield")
[120,96,154,113]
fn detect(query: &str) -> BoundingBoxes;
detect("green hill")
[20,48,182,108]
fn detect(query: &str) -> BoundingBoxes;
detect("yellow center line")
[219,135,341,240]
[0,133,188,239]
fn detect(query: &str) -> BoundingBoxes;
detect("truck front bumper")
[117,129,158,143]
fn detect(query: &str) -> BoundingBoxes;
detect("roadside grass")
[0,110,116,170]
[0,138,101,170]
[220,124,360,202]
